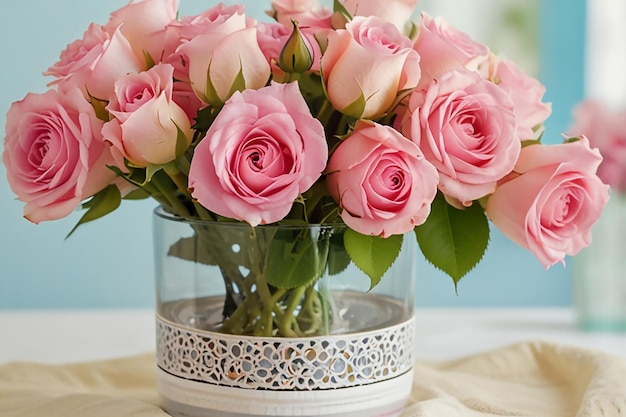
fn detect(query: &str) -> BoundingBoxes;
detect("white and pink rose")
[413,13,489,90]
[322,16,420,119]
[177,11,271,106]
[104,0,178,64]
[339,0,419,33]
[45,24,144,101]
[102,63,193,168]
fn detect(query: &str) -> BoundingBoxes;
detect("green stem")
[164,165,189,194]
[277,285,307,337]
[253,273,277,337]
[317,99,336,128]
[164,166,215,221]
[298,286,324,334]
[220,301,249,334]
[151,171,192,217]
[141,183,172,209]
[336,113,355,136]
[221,283,263,334]
[193,203,216,221]
[286,72,302,84]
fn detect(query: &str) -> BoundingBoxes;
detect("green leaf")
[192,105,219,133]
[204,60,249,106]
[175,151,192,177]
[144,164,164,186]
[167,236,224,266]
[167,224,254,269]
[314,32,329,54]
[106,163,163,189]
[521,139,541,148]
[343,229,403,289]
[204,61,224,106]
[407,20,419,40]
[265,229,330,289]
[107,165,147,188]
[333,0,353,21]
[563,136,582,144]
[227,63,248,98]
[167,225,257,320]
[123,188,150,200]
[339,91,366,119]
[66,185,121,238]
[143,50,156,69]
[326,229,351,275]
[415,192,490,286]
[173,121,190,158]
[89,95,110,122]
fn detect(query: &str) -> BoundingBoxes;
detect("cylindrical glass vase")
[573,192,626,331]
[153,207,417,417]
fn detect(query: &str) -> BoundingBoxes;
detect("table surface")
[1,308,625,365]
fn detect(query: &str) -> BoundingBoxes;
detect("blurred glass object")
[573,193,626,332]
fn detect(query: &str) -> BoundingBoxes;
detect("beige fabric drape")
[0,342,624,417]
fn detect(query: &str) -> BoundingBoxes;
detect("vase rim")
[153,205,346,230]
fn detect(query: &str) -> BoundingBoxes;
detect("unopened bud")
[279,20,314,74]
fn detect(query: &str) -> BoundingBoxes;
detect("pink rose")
[486,137,610,268]
[339,0,419,32]
[160,4,251,95]
[174,3,248,41]
[104,0,178,64]
[491,58,552,141]
[156,6,247,121]
[568,100,626,192]
[177,15,271,106]
[402,69,520,205]
[102,63,193,168]
[45,24,144,101]
[257,22,293,66]
[171,81,205,122]
[2,88,116,223]
[269,1,333,34]
[188,82,327,226]
[413,12,489,90]
[159,43,205,121]
[327,120,438,237]
[321,16,420,119]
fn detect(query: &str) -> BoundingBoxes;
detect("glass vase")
[152,206,417,417]
[573,192,626,331]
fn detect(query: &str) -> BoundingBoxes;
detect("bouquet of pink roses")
[3,0,609,334]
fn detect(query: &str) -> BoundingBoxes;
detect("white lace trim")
[156,314,415,391]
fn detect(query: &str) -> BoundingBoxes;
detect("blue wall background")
[0,0,585,309]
